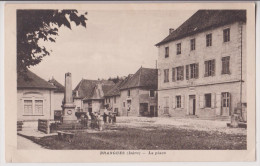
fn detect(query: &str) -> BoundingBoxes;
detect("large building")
[118,67,158,117]
[17,70,57,121]
[155,10,246,118]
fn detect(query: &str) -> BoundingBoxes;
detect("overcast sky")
[30,10,196,88]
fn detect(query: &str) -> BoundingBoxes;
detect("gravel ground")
[116,116,246,135]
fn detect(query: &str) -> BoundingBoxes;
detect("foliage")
[17,10,87,73]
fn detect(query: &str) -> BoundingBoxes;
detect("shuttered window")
[223,28,230,42]
[164,69,169,82]
[176,66,184,81]
[186,65,189,80]
[172,68,176,82]
[176,96,181,108]
[204,60,215,77]
[190,38,196,51]
[206,33,212,47]
[222,56,230,74]
[176,43,181,55]
[205,93,211,108]
[165,47,169,58]
[189,63,199,79]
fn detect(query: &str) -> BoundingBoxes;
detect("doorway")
[140,103,148,116]
[221,92,230,116]
[150,105,158,117]
[189,95,196,115]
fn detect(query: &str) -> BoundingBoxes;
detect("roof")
[120,67,158,90]
[17,70,56,90]
[73,79,115,99]
[156,10,246,46]
[85,83,115,100]
[104,77,131,97]
[48,77,65,93]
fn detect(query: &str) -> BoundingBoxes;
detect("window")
[114,96,116,103]
[176,66,184,81]
[127,90,131,97]
[123,102,125,107]
[205,94,211,108]
[190,63,199,79]
[176,96,181,108]
[190,38,196,51]
[223,28,230,42]
[35,100,43,115]
[206,33,212,47]
[109,98,110,103]
[164,69,169,82]
[24,100,33,115]
[204,60,215,77]
[176,43,181,55]
[150,90,155,97]
[186,65,189,80]
[222,56,230,74]
[165,47,169,58]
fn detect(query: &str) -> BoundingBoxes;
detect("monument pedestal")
[62,103,77,124]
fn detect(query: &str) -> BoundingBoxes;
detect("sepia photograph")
[4,2,256,163]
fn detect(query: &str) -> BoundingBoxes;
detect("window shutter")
[199,94,204,108]
[181,95,185,109]
[211,93,216,108]
[181,66,184,80]
[212,59,216,76]
[172,96,176,109]
[195,63,199,79]
[186,65,189,80]
[172,68,175,82]
[216,93,222,115]
[204,61,208,77]
[227,57,231,74]
[229,93,231,116]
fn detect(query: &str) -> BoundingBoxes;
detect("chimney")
[169,28,174,34]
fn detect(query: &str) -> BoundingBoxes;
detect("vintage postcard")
[5,2,255,163]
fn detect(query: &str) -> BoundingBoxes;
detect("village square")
[17,9,247,150]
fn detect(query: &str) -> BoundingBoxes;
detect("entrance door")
[140,103,148,116]
[189,95,196,115]
[221,92,230,116]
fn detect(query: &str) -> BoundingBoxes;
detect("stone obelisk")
[62,72,77,124]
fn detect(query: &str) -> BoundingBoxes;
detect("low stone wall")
[38,119,50,134]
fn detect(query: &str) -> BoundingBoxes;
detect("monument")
[62,72,77,123]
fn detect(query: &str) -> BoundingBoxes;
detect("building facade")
[156,10,246,118]
[119,67,158,117]
[17,71,57,121]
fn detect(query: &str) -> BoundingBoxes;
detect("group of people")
[79,107,116,131]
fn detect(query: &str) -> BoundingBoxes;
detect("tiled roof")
[48,78,65,93]
[17,70,56,90]
[156,10,246,46]
[120,67,158,90]
[73,79,114,99]
[104,77,131,97]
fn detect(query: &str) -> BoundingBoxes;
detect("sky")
[30,10,196,88]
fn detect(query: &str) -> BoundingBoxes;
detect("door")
[221,92,230,116]
[150,106,155,117]
[163,97,169,114]
[140,103,148,116]
[189,95,196,115]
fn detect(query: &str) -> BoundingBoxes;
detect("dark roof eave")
[17,87,56,90]
[155,19,246,47]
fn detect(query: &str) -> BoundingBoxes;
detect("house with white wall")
[155,10,247,119]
